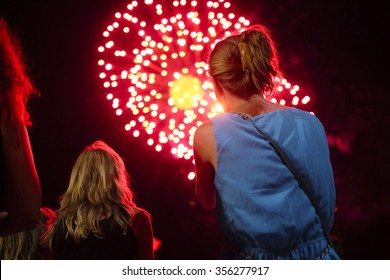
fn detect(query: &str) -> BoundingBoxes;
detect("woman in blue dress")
[193,24,339,259]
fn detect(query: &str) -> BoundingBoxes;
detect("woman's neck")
[226,94,288,117]
[225,94,268,116]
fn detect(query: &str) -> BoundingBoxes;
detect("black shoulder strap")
[239,113,333,247]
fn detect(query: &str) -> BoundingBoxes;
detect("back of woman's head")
[65,140,134,207]
[0,17,37,138]
[52,140,135,242]
[208,24,280,99]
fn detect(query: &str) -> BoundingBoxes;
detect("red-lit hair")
[0,17,37,140]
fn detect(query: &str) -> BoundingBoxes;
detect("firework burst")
[97,0,309,180]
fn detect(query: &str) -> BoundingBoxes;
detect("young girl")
[43,140,154,259]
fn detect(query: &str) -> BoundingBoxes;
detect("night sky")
[1,0,388,259]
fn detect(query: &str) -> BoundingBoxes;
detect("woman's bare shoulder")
[194,120,214,144]
[131,207,152,237]
[132,207,151,223]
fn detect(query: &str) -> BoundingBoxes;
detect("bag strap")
[239,113,333,247]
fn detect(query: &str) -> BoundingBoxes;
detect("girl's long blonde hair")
[43,141,136,249]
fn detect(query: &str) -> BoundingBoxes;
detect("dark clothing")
[52,218,137,260]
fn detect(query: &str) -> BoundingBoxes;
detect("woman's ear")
[213,79,224,98]
[212,78,228,111]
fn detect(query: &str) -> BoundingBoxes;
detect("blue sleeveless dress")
[211,108,339,259]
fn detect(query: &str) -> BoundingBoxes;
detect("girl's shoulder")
[132,207,151,219]
[131,207,152,237]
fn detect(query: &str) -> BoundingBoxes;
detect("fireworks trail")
[97,0,309,180]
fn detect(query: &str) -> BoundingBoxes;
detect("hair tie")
[238,42,249,72]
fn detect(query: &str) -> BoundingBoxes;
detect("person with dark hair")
[194,24,339,259]
[43,140,154,260]
[0,17,41,236]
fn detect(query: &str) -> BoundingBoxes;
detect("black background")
[1,0,388,259]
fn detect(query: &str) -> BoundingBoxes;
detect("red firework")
[97,0,309,180]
